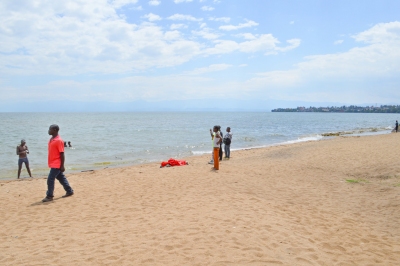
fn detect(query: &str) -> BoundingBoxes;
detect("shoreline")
[1,128,393,182]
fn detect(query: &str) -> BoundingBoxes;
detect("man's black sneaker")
[62,192,74,198]
[42,197,53,202]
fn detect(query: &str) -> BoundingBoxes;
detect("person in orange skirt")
[212,126,222,170]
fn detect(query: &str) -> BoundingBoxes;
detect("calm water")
[0,112,397,179]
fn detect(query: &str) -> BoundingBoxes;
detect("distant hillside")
[272,105,400,113]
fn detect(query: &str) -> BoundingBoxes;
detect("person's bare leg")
[25,162,32,177]
[17,165,22,179]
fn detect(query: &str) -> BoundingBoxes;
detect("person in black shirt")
[396,120,398,133]
[217,126,223,160]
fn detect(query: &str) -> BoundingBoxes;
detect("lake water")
[0,112,397,180]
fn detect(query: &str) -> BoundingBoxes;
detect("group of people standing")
[209,126,232,170]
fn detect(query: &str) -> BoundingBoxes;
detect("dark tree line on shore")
[271,105,400,113]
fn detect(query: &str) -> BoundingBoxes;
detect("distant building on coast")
[271,105,400,113]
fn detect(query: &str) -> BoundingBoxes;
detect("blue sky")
[1,0,400,111]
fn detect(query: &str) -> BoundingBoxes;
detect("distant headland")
[271,105,400,113]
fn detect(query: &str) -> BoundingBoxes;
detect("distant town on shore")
[271,105,400,113]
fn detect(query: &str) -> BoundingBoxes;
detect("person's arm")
[26,145,29,154]
[210,129,213,138]
[16,146,19,155]
[60,152,65,172]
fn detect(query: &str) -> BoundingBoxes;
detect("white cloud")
[0,1,299,80]
[353,21,400,44]
[209,17,230,23]
[167,14,203,22]
[0,0,305,104]
[204,35,300,55]
[277,39,301,52]
[185,63,232,75]
[236,33,257,40]
[192,28,220,40]
[1,2,398,107]
[170,23,187,30]
[243,22,400,103]
[142,13,162,21]
[174,0,193,3]
[112,0,139,8]
[148,0,161,6]
[0,2,205,75]
[164,30,181,40]
[6,18,399,104]
[334,40,344,45]
[219,20,258,31]
[290,21,294,25]
[201,6,214,11]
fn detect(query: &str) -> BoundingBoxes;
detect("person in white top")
[212,126,222,170]
[208,127,216,164]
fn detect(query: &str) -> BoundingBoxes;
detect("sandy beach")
[1,133,400,265]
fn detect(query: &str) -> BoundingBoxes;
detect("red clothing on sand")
[48,135,64,168]
[161,158,187,168]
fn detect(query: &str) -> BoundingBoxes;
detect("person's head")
[226,127,231,132]
[21,139,26,145]
[48,124,60,136]
[213,126,218,133]
[217,125,221,131]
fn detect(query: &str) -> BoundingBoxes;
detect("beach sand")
[1,134,400,265]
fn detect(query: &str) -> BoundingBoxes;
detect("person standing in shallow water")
[396,120,398,133]
[16,139,32,179]
[42,124,74,202]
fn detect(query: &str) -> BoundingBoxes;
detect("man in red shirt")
[42,124,74,202]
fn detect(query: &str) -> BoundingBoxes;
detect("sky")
[1,0,400,111]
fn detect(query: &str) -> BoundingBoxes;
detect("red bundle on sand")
[160,158,188,168]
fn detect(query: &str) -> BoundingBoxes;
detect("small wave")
[191,150,212,155]
[281,135,323,145]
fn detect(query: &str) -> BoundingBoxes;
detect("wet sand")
[1,133,400,265]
